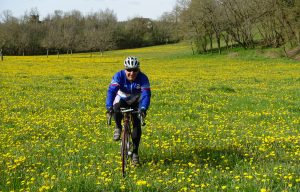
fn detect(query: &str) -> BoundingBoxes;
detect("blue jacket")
[106,70,151,110]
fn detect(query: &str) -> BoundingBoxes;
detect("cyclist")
[106,56,151,165]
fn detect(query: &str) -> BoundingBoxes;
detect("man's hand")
[139,108,147,126]
[106,106,114,115]
[139,108,147,118]
[106,106,113,125]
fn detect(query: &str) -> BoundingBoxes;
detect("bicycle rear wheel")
[121,126,130,177]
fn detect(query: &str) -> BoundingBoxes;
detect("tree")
[0,21,7,56]
[180,0,211,53]
[154,11,180,44]
[84,9,117,56]
[0,10,19,55]
[220,0,257,48]
[61,10,84,54]
[274,0,299,47]
[124,17,154,48]
[41,12,65,57]
[17,9,44,55]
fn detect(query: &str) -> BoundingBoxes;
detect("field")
[0,43,300,191]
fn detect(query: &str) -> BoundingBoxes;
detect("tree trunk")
[0,49,3,61]
[222,33,229,51]
[295,30,300,45]
[190,41,195,55]
[217,37,221,54]
[209,33,213,53]
[216,32,221,54]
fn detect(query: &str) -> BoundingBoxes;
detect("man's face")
[125,68,139,81]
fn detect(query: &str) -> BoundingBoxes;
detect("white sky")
[0,0,177,21]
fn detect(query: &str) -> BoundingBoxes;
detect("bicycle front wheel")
[121,126,130,177]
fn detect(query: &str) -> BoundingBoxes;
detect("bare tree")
[222,0,257,48]
[0,20,7,59]
[84,9,117,56]
[124,17,154,47]
[180,0,211,53]
[17,9,41,56]
[61,10,84,54]
[18,21,29,55]
[274,0,299,47]
[41,21,55,57]
[0,10,19,55]
[154,11,181,44]
[42,13,64,57]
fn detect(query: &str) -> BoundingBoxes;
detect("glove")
[106,106,113,115]
[139,108,147,118]
[106,106,113,125]
[139,108,147,126]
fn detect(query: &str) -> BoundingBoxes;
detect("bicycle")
[107,107,145,177]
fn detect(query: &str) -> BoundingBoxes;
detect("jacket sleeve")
[139,75,151,110]
[105,73,120,109]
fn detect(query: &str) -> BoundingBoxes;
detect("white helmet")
[124,56,140,69]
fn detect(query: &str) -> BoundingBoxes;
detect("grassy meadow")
[0,43,300,191]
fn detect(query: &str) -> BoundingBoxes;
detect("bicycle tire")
[121,126,129,177]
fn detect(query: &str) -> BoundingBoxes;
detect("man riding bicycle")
[106,56,151,165]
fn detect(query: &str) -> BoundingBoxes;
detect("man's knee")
[113,103,120,112]
[132,127,141,139]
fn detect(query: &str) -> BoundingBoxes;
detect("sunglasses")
[126,68,139,72]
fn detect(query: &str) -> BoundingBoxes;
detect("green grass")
[0,42,300,191]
